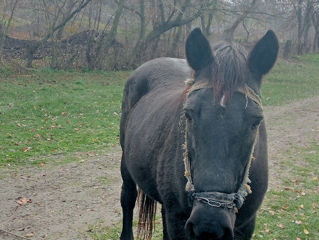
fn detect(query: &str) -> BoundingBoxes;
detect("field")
[0,54,319,239]
[0,70,129,166]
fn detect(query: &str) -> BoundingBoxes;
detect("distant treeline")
[1,0,319,70]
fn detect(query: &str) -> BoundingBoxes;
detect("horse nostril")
[185,221,233,240]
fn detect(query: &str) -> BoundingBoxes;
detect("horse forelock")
[211,42,248,103]
[182,42,248,105]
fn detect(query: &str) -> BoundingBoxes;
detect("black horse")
[119,28,278,240]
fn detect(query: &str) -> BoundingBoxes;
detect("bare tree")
[291,0,315,54]
[222,0,259,42]
[125,0,214,65]
[25,0,92,68]
[86,0,126,70]
[312,1,319,52]
[0,0,19,63]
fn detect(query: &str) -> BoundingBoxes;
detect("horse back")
[120,57,191,148]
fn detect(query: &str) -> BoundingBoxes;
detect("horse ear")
[248,30,279,76]
[185,28,214,72]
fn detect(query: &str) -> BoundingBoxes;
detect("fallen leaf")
[297,238,301,240]
[25,232,34,238]
[269,210,275,215]
[39,163,45,167]
[304,229,309,235]
[295,220,302,225]
[277,223,284,229]
[17,197,32,205]
[23,147,32,152]
[301,192,306,196]
[300,204,304,209]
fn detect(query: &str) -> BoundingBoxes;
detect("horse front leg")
[120,159,137,240]
[161,205,170,240]
[234,214,256,240]
[163,206,188,240]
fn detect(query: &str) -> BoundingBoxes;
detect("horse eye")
[185,111,192,121]
[251,117,263,130]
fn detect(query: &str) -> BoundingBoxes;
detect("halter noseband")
[183,79,262,211]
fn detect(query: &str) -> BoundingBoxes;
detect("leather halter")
[183,79,262,211]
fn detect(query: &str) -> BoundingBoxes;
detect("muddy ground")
[0,96,318,240]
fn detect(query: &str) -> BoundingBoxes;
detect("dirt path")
[0,149,123,240]
[265,96,319,189]
[0,96,318,240]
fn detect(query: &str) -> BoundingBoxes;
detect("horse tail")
[137,189,157,240]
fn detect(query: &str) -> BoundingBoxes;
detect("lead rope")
[184,79,195,192]
[183,80,263,209]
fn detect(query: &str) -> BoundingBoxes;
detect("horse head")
[183,28,278,240]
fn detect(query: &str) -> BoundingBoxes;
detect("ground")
[0,95,318,240]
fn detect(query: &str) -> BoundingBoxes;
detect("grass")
[254,143,319,240]
[1,54,319,166]
[262,54,319,106]
[2,55,319,166]
[0,69,130,166]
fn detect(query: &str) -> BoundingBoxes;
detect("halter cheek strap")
[183,79,262,210]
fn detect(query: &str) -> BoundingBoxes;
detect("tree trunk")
[283,40,292,59]
[0,0,19,63]
[86,0,125,70]
[296,0,304,54]
[201,12,214,36]
[312,10,319,52]
[223,0,258,42]
[302,0,313,54]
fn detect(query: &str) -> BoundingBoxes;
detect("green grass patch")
[254,143,319,240]
[1,54,319,166]
[0,69,130,166]
[262,54,319,106]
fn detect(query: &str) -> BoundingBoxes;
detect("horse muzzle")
[185,196,236,240]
